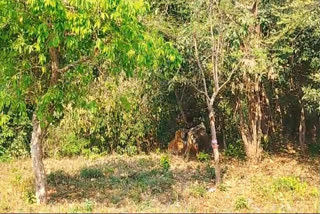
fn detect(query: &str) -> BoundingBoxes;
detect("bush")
[0,148,11,163]
[272,176,307,193]
[235,196,248,210]
[10,168,35,204]
[45,75,178,157]
[309,142,320,156]
[0,108,32,158]
[205,164,215,179]
[197,152,210,162]
[224,139,246,159]
[59,134,90,157]
[160,155,170,172]
[84,199,93,212]
[190,184,207,198]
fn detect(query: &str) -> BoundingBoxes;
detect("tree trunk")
[49,47,60,86]
[311,124,317,143]
[222,129,227,150]
[31,113,47,204]
[239,74,263,161]
[299,105,306,155]
[236,0,263,161]
[208,107,221,184]
[175,89,188,126]
[30,47,59,204]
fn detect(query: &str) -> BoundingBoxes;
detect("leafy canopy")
[0,0,180,122]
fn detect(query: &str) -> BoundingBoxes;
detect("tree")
[267,0,320,153]
[233,0,269,161]
[0,0,178,204]
[147,0,267,175]
[183,0,249,183]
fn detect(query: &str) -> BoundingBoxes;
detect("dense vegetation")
[0,0,319,210]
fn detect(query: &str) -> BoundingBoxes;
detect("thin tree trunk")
[311,124,317,143]
[222,129,227,150]
[31,113,47,204]
[175,89,188,126]
[208,107,221,184]
[299,105,306,155]
[254,75,262,159]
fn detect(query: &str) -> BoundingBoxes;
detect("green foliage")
[0,107,32,158]
[59,133,90,157]
[47,170,71,186]
[138,158,154,168]
[197,152,210,162]
[134,169,174,193]
[224,139,246,160]
[0,0,320,172]
[190,184,207,198]
[272,177,307,193]
[257,175,317,203]
[23,188,36,204]
[0,152,11,163]
[45,74,179,156]
[79,167,104,179]
[303,72,320,112]
[235,196,249,210]
[84,199,93,212]
[10,168,35,204]
[160,155,170,172]
[308,143,320,156]
[0,0,180,157]
[218,184,227,192]
[205,164,215,180]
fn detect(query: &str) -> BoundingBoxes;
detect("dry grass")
[0,153,319,213]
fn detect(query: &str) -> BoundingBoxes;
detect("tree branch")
[193,35,210,104]
[190,81,210,101]
[209,59,243,106]
[59,56,91,73]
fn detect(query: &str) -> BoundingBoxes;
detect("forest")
[0,0,320,212]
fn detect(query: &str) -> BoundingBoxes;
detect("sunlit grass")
[0,153,319,212]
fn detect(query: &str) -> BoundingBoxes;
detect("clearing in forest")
[0,153,319,213]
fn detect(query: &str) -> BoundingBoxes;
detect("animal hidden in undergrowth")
[168,128,189,155]
[168,123,211,160]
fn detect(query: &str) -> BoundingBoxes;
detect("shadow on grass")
[46,157,213,205]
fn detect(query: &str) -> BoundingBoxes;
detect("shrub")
[309,142,320,156]
[197,152,210,162]
[0,109,32,158]
[272,176,307,193]
[44,75,178,157]
[160,155,170,172]
[84,199,93,212]
[235,196,248,210]
[190,184,207,197]
[0,148,11,163]
[224,139,246,159]
[205,164,215,179]
[10,169,35,204]
[218,184,227,192]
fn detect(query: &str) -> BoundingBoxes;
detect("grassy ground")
[0,152,319,213]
